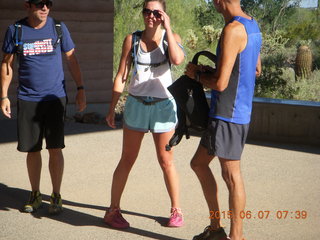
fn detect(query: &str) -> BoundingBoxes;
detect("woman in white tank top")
[105,0,185,229]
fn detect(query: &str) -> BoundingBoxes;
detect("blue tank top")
[209,16,262,124]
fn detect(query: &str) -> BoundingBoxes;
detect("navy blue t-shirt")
[209,16,262,124]
[2,17,75,101]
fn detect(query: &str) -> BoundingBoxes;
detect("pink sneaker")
[167,207,184,227]
[103,207,130,229]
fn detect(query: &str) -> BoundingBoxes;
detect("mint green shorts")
[123,95,177,133]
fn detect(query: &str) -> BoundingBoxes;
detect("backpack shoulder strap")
[131,30,172,72]
[13,18,63,56]
[53,18,63,48]
[131,30,142,59]
[162,31,171,67]
[131,30,143,73]
[162,31,169,59]
[14,18,26,55]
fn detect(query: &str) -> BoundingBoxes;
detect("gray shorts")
[200,118,249,160]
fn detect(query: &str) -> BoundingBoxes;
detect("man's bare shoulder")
[221,19,247,53]
[223,20,246,39]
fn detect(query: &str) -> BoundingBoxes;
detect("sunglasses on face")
[33,1,53,9]
[142,8,161,18]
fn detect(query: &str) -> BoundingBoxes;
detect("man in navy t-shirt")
[0,0,86,215]
[185,0,262,239]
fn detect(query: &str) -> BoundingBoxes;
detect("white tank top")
[128,30,173,98]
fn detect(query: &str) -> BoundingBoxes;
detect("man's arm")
[1,53,15,118]
[64,49,86,112]
[256,53,262,77]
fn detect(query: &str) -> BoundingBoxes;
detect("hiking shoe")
[104,207,130,229]
[48,192,63,215]
[22,191,42,213]
[167,207,184,227]
[193,226,227,240]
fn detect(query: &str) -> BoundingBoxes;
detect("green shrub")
[256,31,296,98]
[202,25,222,45]
[287,69,320,101]
[255,55,297,99]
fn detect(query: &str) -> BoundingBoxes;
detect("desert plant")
[261,31,289,56]
[186,29,198,50]
[284,68,320,101]
[255,54,297,99]
[202,25,222,45]
[295,44,313,79]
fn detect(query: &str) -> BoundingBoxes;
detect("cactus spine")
[295,45,312,79]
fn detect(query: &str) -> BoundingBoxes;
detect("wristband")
[1,96,8,100]
[77,86,84,90]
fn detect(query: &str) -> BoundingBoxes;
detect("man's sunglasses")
[32,1,53,9]
[142,8,161,18]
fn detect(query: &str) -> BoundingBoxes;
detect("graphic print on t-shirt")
[23,38,54,56]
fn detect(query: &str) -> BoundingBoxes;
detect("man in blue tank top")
[185,0,262,239]
[0,0,86,215]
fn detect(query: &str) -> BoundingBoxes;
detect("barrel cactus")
[295,45,313,79]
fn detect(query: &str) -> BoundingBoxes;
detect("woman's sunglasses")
[142,8,161,18]
[33,1,53,9]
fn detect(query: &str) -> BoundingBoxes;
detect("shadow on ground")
[1,119,319,155]
[0,183,185,240]
[0,119,118,144]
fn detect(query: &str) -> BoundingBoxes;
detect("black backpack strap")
[53,19,63,48]
[162,31,169,60]
[131,30,142,57]
[192,50,217,65]
[131,30,142,74]
[165,106,190,151]
[14,18,63,55]
[132,30,171,71]
[14,18,26,55]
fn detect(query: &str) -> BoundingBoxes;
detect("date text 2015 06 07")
[208,210,308,220]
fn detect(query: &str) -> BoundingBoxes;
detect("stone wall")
[249,98,320,146]
[0,0,114,106]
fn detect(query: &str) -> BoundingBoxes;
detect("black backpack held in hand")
[165,51,217,151]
